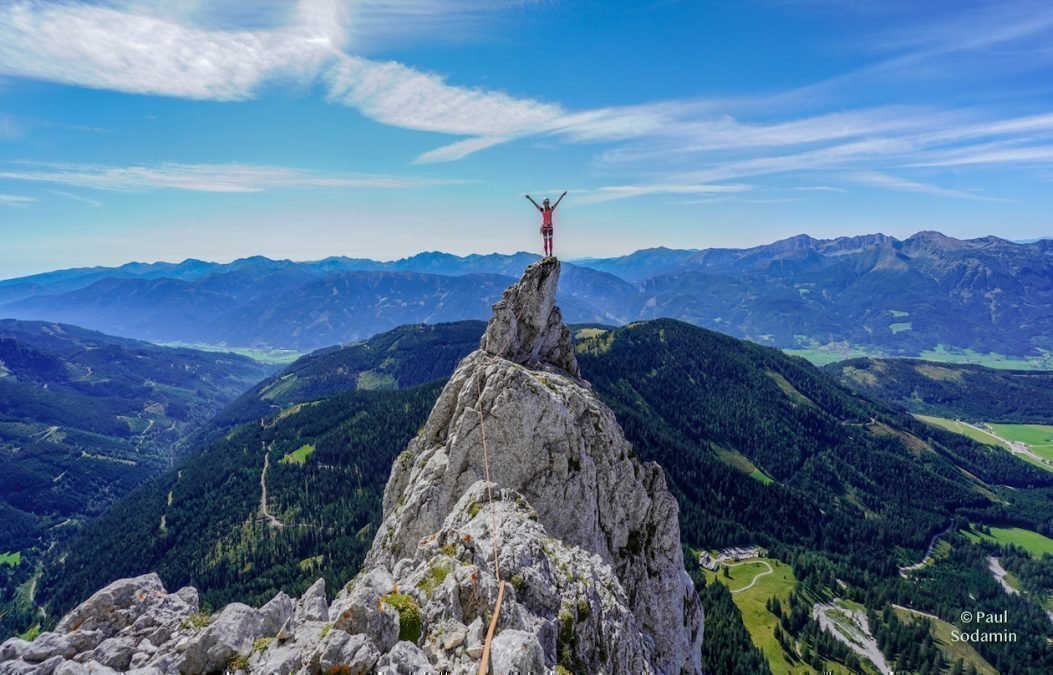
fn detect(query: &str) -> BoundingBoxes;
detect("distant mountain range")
[2,231,1051,356]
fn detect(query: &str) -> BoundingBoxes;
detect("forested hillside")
[0,320,270,550]
[575,321,1051,570]
[199,320,484,437]
[0,320,271,638]
[827,357,1053,423]
[34,322,489,623]
[39,383,444,616]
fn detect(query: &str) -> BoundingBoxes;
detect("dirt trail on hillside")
[723,560,773,594]
[259,444,283,528]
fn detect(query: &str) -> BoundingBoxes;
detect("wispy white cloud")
[0,162,459,193]
[326,55,562,137]
[347,0,541,51]
[792,185,846,192]
[907,145,1053,168]
[575,182,754,205]
[47,189,102,207]
[866,1,1053,61]
[414,136,513,164]
[0,0,345,100]
[759,2,1053,111]
[848,171,1006,201]
[1,0,1052,204]
[0,193,35,207]
[596,107,954,165]
[675,196,804,206]
[635,111,1053,199]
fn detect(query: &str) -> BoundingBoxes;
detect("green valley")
[0,319,271,638]
[962,525,1053,558]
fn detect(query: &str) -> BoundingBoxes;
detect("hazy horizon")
[3,228,1051,283]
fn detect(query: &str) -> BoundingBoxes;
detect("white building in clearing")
[698,546,766,571]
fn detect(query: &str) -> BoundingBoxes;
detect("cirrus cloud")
[0,161,460,193]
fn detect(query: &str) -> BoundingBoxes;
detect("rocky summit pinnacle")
[1,261,703,674]
[479,257,580,378]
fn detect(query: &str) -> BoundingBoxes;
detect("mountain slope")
[826,357,1053,423]
[625,232,1053,356]
[195,320,485,443]
[575,321,1052,570]
[2,264,631,352]
[41,382,444,614]
[208,271,511,349]
[0,320,271,639]
[35,320,491,621]
[0,320,271,552]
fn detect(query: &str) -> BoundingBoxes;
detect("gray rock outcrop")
[1,258,702,674]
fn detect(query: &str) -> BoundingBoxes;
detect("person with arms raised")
[524,191,566,257]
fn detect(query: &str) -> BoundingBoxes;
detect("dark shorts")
[542,226,553,236]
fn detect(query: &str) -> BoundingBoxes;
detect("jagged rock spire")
[363,260,703,673]
[480,257,580,378]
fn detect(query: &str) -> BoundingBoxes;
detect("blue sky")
[1,0,1052,278]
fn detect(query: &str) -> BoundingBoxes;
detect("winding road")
[724,559,773,594]
[959,420,1050,465]
[900,521,954,577]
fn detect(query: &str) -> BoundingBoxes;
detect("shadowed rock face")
[2,259,703,674]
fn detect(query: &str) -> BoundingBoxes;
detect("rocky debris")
[308,630,378,674]
[3,259,703,674]
[177,603,264,674]
[0,639,27,662]
[490,629,546,674]
[294,580,327,624]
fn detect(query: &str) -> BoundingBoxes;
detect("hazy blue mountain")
[3,232,1051,356]
[0,263,632,351]
[572,246,703,282]
[205,271,512,349]
[2,267,317,344]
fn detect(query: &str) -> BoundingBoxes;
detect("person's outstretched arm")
[552,190,568,210]
[524,194,542,211]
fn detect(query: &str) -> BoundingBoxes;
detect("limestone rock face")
[479,257,580,378]
[3,259,702,674]
[365,258,702,674]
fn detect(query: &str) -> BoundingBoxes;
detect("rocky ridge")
[0,258,703,674]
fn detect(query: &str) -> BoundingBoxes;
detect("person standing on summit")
[525,191,566,257]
